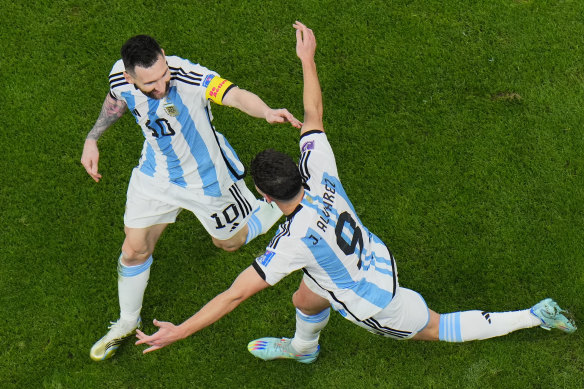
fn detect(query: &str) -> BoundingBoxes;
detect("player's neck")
[276,187,305,216]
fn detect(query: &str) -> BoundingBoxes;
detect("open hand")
[294,21,316,62]
[135,319,183,354]
[266,108,302,128]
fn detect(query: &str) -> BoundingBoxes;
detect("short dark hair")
[250,149,303,201]
[121,35,163,75]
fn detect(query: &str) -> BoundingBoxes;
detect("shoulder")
[167,56,218,88]
[109,59,125,75]
[298,131,339,191]
[299,130,328,153]
[108,59,132,95]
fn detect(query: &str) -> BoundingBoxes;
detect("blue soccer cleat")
[530,298,576,334]
[247,337,320,364]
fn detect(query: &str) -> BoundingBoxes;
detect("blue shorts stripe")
[245,214,261,243]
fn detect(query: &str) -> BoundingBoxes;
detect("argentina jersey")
[108,56,245,197]
[253,131,398,321]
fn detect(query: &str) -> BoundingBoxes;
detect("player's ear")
[254,185,272,203]
[123,71,135,85]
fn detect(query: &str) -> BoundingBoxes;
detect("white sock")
[439,309,541,342]
[291,308,330,354]
[245,199,283,244]
[118,254,152,323]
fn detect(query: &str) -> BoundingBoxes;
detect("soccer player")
[82,34,302,361]
[134,22,576,361]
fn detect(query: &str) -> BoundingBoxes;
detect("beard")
[142,80,170,99]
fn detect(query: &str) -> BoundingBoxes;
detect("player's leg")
[90,169,178,361]
[212,225,248,252]
[247,278,330,364]
[290,280,331,355]
[413,298,576,342]
[90,224,168,361]
[118,223,168,322]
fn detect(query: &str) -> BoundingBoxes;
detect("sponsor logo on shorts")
[202,74,215,87]
[301,140,315,152]
[258,250,276,266]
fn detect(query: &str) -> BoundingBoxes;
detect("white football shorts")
[124,168,258,240]
[303,274,429,340]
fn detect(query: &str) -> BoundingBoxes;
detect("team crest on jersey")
[202,74,215,87]
[258,250,276,266]
[304,193,315,204]
[164,102,179,117]
[301,140,315,152]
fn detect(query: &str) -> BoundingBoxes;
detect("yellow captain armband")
[204,75,234,105]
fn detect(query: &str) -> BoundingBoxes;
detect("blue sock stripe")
[245,214,262,243]
[439,312,462,342]
[118,255,153,277]
[296,308,331,323]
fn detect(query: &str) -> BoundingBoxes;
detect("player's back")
[265,131,398,321]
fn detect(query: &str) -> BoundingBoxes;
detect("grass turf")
[1,0,583,387]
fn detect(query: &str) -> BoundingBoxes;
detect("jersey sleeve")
[298,131,339,188]
[107,59,127,101]
[252,236,309,286]
[167,57,235,106]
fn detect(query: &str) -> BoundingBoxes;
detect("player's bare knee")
[121,242,152,266]
[293,291,318,314]
[292,290,303,307]
[212,236,244,252]
[412,310,440,341]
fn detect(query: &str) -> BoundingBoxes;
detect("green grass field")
[2,0,583,387]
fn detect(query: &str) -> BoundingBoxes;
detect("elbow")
[303,107,323,127]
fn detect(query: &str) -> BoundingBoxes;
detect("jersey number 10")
[146,119,176,138]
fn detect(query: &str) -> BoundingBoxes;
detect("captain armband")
[204,75,235,105]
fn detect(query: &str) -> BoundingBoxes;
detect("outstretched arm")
[80,93,127,182]
[222,86,302,128]
[294,21,324,135]
[135,265,270,354]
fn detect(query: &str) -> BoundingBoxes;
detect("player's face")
[128,54,171,100]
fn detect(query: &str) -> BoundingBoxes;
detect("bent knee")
[212,237,245,252]
[293,291,330,315]
[121,241,153,265]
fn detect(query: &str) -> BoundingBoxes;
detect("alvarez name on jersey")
[253,130,399,322]
[108,56,244,198]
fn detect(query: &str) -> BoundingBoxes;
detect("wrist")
[263,107,272,121]
[176,323,191,340]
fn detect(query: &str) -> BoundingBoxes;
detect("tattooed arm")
[81,94,127,182]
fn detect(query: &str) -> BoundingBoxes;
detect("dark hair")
[250,149,302,201]
[121,35,163,75]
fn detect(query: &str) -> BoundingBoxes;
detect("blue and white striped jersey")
[108,56,244,197]
[253,131,398,321]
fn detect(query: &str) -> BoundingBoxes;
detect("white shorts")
[303,274,429,340]
[124,168,258,240]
